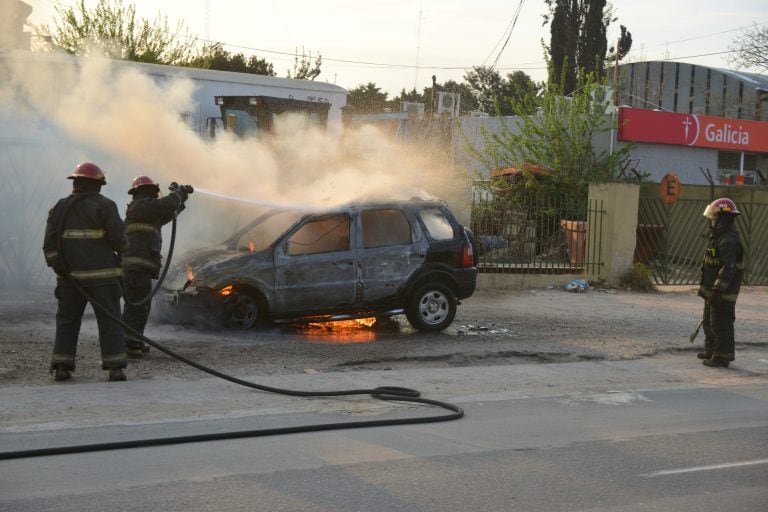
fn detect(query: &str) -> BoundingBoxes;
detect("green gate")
[637,186,768,285]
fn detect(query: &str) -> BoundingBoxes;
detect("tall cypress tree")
[579,0,607,77]
[549,0,578,94]
[547,0,624,95]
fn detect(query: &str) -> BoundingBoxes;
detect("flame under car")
[160,198,477,332]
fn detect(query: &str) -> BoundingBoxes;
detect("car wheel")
[406,283,457,332]
[221,291,260,329]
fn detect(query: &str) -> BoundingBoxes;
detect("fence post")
[587,182,640,285]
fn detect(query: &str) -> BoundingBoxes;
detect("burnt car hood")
[163,246,271,291]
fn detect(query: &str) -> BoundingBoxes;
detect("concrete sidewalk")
[2,349,767,439]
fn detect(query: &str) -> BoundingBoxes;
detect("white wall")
[126,61,348,137]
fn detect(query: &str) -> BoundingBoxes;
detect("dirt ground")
[1,285,766,387]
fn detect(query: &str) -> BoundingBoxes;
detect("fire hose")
[0,193,463,461]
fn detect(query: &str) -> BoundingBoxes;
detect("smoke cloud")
[0,51,469,285]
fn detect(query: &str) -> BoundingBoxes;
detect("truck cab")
[207,95,331,139]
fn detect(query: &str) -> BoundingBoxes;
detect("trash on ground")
[564,279,590,293]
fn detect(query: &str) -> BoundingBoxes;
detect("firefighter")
[43,162,128,382]
[121,175,191,356]
[697,197,744,368]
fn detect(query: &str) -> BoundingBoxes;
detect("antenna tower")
[414,1,424,90]
[204,0,211,40]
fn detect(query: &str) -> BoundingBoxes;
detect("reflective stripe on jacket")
[122,194,181,278]
[43,192,127,285]
[62,229,107,239]
[121,256,159,272]
[66,267,123,280]
[125,223,159,235]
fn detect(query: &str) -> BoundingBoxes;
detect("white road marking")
[641,459,768,477]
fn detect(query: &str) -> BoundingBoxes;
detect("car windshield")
[232,209,305,252]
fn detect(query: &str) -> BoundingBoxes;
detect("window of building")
[717,151,759,185]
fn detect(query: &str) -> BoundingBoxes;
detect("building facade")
[458,61,768,188]
[611,61,768,186]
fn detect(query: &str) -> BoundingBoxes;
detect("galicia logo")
[704,123,750,145]
[682,114,700,146]
[619,107,767,152]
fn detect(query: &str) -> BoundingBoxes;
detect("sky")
[23,0,768,97]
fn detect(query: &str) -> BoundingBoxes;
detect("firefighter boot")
[53,364,72,382]
[696,352,713,359]
[702,358,729,368]
[126,339,150,358]
[108,367,127,381]
[126,346,145,358]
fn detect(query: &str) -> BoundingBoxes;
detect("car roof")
[326,197,448,213]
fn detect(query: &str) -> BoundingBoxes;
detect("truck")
[206,95,332,139]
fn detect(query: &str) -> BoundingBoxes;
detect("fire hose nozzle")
[169,182,194,195]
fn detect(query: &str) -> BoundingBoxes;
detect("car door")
[273,212,358,314]
[357,207,427,304]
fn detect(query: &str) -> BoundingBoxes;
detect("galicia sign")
[617,107,768,153]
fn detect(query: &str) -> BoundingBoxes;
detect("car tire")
[221,291,260,329]
[406,283,457,332]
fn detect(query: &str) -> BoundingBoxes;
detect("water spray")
[195,187,320,211]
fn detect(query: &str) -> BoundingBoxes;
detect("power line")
[483,0,526,70]
[30,1,759,80]
[645,20,768,47]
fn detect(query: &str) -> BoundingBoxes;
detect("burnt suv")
[160,198,477,331]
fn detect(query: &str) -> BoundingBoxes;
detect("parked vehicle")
[159,198,477,331]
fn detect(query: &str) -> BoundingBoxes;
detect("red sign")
[617,107,768,153]
[659,172,682,204]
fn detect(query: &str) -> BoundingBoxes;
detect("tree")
[346,83,389,114]
[579,0,607,77]
[728,24,768,71]
[392,87,425,105]
[504,71,541,114]
[186,43,276,76]
[544,0,630,94]
[468,72,637,205]
[546,0,578,95]
[287,47,322,80]
[36,0,203,66]
[464,66,540,116]
[616,25,632,60]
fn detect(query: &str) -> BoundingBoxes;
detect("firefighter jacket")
[122,193,182,278]
[698,225,744,302]
[43,192,127,285]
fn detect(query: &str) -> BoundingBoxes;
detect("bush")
[619,263,657,292]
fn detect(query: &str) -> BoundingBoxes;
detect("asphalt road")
[1,286,766,510]
[2,353,767,511]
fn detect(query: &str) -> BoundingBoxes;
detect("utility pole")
[204,0,211,41]
[609,37,620,158]
[414,0,424,90]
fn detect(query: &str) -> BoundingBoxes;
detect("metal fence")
[637,192,768,285]
[470,185,604,276]
[0,138,60,288]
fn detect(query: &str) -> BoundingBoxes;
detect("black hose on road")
[0,196,464,461]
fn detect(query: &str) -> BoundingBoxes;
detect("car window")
[236,210,304,252]
[361,209,412,248]
[287,214,350,256]
[418,208,454,240]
